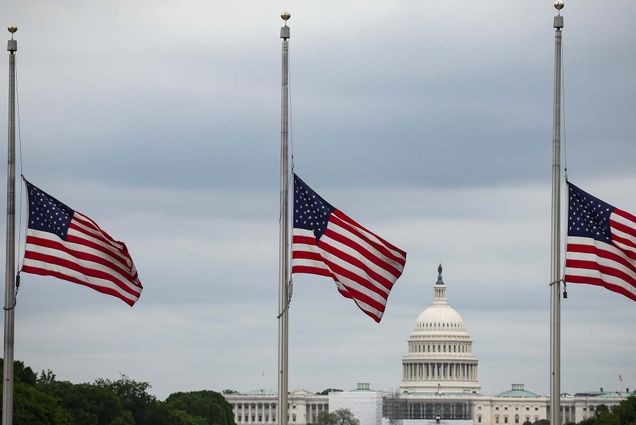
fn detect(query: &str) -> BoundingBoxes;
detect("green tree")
[96,375,156,425]
[313,409,360,425]
[12,382,74,425]
[38,370,57,385]
[611,395,636,424]
[1,359,73,425]
[166,390,235,425]
[109,411,135,425]
[169,409,209,425]
[43,381,124,425]
[316,389,343,396]
[577,397,636,425]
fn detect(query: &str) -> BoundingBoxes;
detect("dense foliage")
[311,409,359,425]
[315,389,343,396]
[577,397,636,425]
[0,359,236,425]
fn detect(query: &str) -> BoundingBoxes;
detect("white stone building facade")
[224,389,328,425]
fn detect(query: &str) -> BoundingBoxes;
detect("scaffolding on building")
[382,390,473,425]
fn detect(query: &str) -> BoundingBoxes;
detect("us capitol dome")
[400,264,480,393]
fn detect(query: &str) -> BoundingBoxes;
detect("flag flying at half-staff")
[565,182,636,302]
[21,179,143,306]
[291,174,406,322]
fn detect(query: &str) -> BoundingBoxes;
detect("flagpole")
[2,25,18,425]
[550,3,564,425]
[278,12,290,425]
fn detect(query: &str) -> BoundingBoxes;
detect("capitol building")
[224,266,632,425]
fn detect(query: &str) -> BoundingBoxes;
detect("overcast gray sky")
[0,0,635,400]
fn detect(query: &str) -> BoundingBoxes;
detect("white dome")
[413,304,468,334]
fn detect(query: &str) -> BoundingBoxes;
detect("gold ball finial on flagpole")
[281,11,291,22]
[8,25,17,41]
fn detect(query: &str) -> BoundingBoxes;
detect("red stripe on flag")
[567,243,636,275]
[318,237,393,290]
[26,235,138,282]
[323,228,402,279]
[563,274,636,302]
[292,251,323,262]
[614,208,636,227]
[21,265,137,306]
[334,284,382,323]
[610,219,636,240]
[291,265,333,277]
[74,213,123,248]
[319,257,388,312]
[566,258,636,290]
[292,234,317,246]
[66,232,132,268]
[24,250,141,297]
[609,235,636,261]
[334,210,407,257]
[330,212,406,267]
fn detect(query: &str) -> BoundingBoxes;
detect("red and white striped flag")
[21,179,142,306]
[565,182,636,302]
[291,174,406,322]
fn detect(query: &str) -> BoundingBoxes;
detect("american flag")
[21,180,142,306]
[291,174,406,322]
[565,182,636,302]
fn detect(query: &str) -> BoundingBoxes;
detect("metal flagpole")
[278,12,291,425]
[2,24,18,425]
[550,2,564,425]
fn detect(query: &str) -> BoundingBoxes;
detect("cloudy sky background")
[0,0,635,400]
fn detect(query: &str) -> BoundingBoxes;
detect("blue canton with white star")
[568,182,615,244]
[294,174,334,241]
[26,180,74,241]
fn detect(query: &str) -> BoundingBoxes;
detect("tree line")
[0,359,236,425]
[2,358,634,425]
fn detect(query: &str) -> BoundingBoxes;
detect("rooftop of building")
[573,388,635,398]
[349,383,376,392]
[399,389,482,398]
[238,389,277,396]
[496,384,540,398]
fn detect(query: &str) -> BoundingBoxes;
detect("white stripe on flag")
[74,212,125,250]
[568,236,635,266]
[22,257,140,302]
[566,236,636,296]
[566,250,636,282]
[332,210,405,261]
[565,265,636,297]
[319,231,398,284]
[328,220,404,274]
[26,231,140,294]
[28,229,135,278]
[316,241,391,297]
[68,220,131,266]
